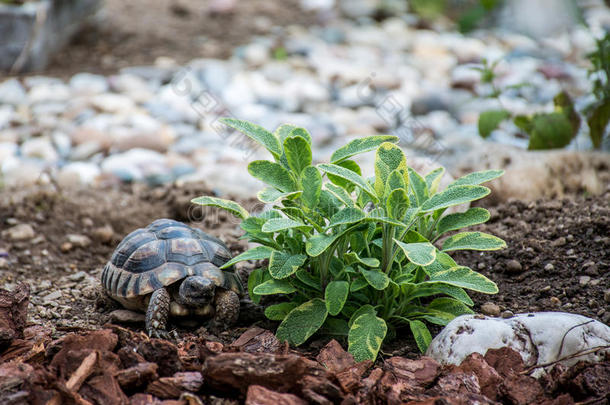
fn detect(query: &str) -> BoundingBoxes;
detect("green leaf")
[262,218,311,233]
[409,320,432,352]
[325,183,356,207]
[221,118,282,158]
[424,167,445,195]
[331,135,399,163]
[420,185,490,212]
[436,207,490,236]
[348,304,376,327]
[269,251,307,279]
[348,312,387,362]
[360,268,390,290]
[220,246,275,269]
[448,170,504,187]
[300,166,322,210]
[527,112,575,150]
[328,207,366,228]
[349,277,369,292]
[393,241,436,266]
[328,160,362,193]
[374,142,408,198]
[306,228,346,257]
[276,298,328,345]
[399,282,474,306]
[478,110,510,138]
[274,124,297,144]
[319,164,378,202]
[325,281,350,316]
[320,318,350,336]
[248,160,297,192]
[344,252,380,268]
[191,196,250,219]
[408,167,429,206]
[295,269,321,291]
[587,102,610,149]
[253,279,297,295]
[265,302,299,320]
[366,208,406,227]
[427,266,498,294]
[428,297,474,317]
[247,267,265,304]
[284,136,312,175]
[442,231,506,251]
[258,188,301,203]
[288,127,312,144]
[386,169,407,194]
[386,189,409,221]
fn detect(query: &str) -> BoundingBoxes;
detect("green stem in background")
[381,224,395,274]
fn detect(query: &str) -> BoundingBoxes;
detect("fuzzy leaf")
[284,136,312,175]
[221,118,282,158]
[329,207,366,228]
[325,281,350,316]
[393,241,436,266]
[374,142,408,198]
[409,320,432,352]
[360,268,390,290]
[436,207,490,236]
[420,185,489,212]
[348,304,376,327]
[424,167,445,194]
[191,196,250,219]
[328,160,362,193]
[587,102,610,149]
[386,188,410,220]
[300,166,322,210]
[288,127,312,144]
[331,135,398,163]
[247,267,265,304]
[276,298,328,345]
[478,109,510,138]
[408,168,429,206]
[348,312,387,362]
[448,170,504,188]
[265,302,299,320]
[319,164,378,201]
[427,297,474,317]
[221,246,275,269]
[344,252,380,268]
[275,124,297,143]
[253,279,297,295]
[325,183,355,207]
[427,266,498,293]
[442,231,506,251]
[269,251,307,279]
[527,112,575,150]
[248,160,297,192]
[295,269,321,291]
[306,233,339,257]
[258,188,301,203]
[262,218,311,233]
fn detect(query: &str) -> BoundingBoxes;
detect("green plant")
[585,32,610,149]
[192,118,506,361]
[473,59,582,150]
[410,0,502,33]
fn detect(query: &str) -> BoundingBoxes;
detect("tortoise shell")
[101,219,242,299]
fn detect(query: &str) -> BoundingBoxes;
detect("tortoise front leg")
[146,287,171,339]
[213,289,240,328]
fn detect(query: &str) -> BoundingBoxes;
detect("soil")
[37,0,318,78]
[0,183,609,403]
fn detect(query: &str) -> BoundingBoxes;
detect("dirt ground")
[0,183,609,403]
[40,0,318,78]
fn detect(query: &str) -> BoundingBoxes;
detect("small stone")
[579,276,591,286]
[590,279,601,287]
[109,309,146,324]
[583,262,599,276]
[543,263,555,272]
[60,242,73,253]
[66,234,91,248]
[505,259,523,274]
[477,262,485,270]
[42,290,62,304]
[501,310,514,319]
[551,237,566,247]
[92,225,114,243]
[549,297,561,307]
[2,223,35,241]
[480,302,501,317]
[566,249,575,255]
[603,289,610,304]
[68,271,87,282]
[0,258,8,269]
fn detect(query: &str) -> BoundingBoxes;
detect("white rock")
[57,162,101,187]
[0,79,27,105]
[1,159,46,188]
[426,312,610,377]
[100,148,167,182]
[0,142,18,161]
[20,137,59,162]
[90,93,136,113]
[28,82,71,104]
[69,73,109,94]
[243,43,269,66]
[2,223,36,241]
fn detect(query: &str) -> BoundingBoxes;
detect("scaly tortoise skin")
[101,218,243,338]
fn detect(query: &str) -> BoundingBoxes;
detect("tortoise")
[101,218,243,338]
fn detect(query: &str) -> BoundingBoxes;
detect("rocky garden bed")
[0,183,608,404]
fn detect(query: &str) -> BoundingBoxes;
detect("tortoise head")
[177,276,216,306]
